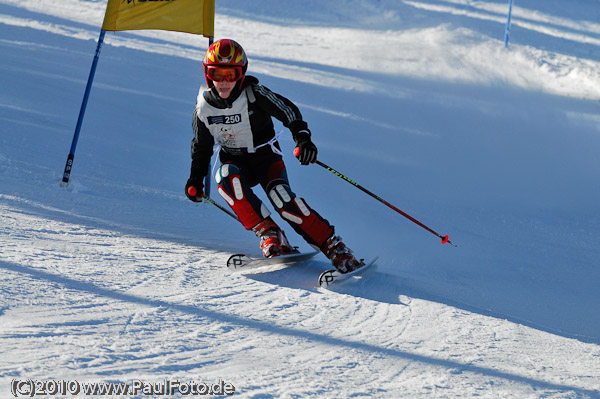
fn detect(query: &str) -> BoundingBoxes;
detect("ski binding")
[318,256,378,288]
[227,251,319,272]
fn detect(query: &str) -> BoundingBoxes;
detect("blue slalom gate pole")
[61,29,106,187]
[504,0,514,48]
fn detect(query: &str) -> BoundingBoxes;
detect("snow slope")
[1,0,599,397]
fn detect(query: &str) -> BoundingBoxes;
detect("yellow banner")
[102,0,215,37]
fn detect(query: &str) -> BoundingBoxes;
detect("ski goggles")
[205,66,243,82]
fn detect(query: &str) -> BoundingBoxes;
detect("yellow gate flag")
[102,0,215,37]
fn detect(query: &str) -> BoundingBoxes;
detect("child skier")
[185,39,363,273]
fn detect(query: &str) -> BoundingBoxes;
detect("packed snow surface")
[1,0,599,397]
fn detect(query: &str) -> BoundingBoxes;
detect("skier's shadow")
[244,260,407,305]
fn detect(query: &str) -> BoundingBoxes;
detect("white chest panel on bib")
[196,89,254,152]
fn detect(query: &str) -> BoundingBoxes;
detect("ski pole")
[312,157,456,247]
[188,186,240,222]
[204,196,240,222]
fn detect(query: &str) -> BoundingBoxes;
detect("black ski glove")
[293,131,318,165]
[185,177,204,202]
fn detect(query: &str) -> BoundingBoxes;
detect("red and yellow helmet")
[203,39,248,88]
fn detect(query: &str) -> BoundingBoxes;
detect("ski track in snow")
[2,199,599,397]
[1,0,600,397]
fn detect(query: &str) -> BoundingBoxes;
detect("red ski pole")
[300,151,456,247]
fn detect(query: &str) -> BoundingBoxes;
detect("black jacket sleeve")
[251,83,311,139]
[190,106,215,180]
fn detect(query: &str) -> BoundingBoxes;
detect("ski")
[318,256,379,288]
[227,251,319,272]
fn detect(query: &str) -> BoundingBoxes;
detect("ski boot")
[321,235,364,273]
[252,217,294,258]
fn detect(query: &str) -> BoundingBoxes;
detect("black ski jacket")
[189,75,311,180]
